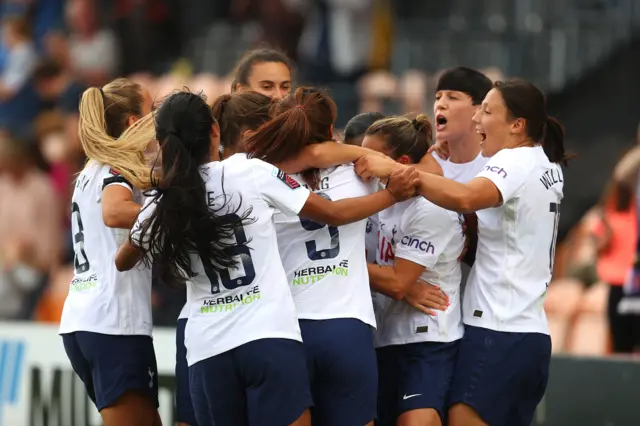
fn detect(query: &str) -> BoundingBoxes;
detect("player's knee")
[397,408,442,426]
[447,403,488,426]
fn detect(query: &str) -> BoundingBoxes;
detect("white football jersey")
[365,214,379,264]
[274,165,377,326]
[133,154,311,366]
[432,151,489,183]
[373,198,465,347]
[465,146,563,334]
[59,161,153,336]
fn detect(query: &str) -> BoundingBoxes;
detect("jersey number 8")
[71,202,90,273]
[299,192,341,261]
[202,213,256,295]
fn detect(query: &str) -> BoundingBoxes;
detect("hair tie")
[295,105,305,110]
[98,87,105,99]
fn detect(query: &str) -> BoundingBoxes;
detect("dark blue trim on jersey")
[102,175,133,191]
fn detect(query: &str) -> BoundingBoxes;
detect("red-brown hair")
[245,87,337,189]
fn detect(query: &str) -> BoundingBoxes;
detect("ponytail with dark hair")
[543,116,571,166]
[365,113,433,163]
[494,79,573,166]
[245,87,337,189]
[134,91,252,287]
[211,91,272,155]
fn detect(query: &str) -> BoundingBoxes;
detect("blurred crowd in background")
[0,0,639,360]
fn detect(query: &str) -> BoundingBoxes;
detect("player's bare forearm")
[278,142,377,174]
[416,153,444,176]
[115,240,143,272]
[367,263,404,300]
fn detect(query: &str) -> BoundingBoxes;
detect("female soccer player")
[58,79,161,426]
[173,90,272,426]
[231,47,293,100]
[243,88,383,426]
[355,79,569,426]
[361,115,464,426]
[114,91,418,426]
[343,111,386,264]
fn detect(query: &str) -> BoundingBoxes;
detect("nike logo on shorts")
[403,394,421,400]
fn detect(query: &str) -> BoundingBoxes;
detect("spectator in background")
[0,132,61,320]
[0,16,42,134]
[33,59,86,157]
[0,16,38,101]
[66,0,119,86]
[289,0,373,127]
[592,175,638,353]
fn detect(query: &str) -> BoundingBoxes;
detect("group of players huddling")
[58,48,568,426]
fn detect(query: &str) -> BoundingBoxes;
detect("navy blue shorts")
[176,319,198,425]
[299,318,377,426]
[376,340,458,426]
[189,338,313,426]
[448,325,551,426]
[61,332,159,411]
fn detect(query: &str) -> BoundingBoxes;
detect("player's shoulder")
[405,197,459,226]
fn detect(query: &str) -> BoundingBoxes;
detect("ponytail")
[79,80,155,189]
[543,116,572,166]
[245,87,336,190]
[134,91,254,287]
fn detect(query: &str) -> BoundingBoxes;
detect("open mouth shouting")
[435,114,447,132]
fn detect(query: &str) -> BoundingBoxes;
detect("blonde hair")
[78,78,155,189]
[365,113,433,163]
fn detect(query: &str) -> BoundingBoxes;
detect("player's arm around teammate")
[356,79,570,426]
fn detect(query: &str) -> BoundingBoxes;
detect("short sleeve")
[395,201,457,269]
[474,149,531,204]
[251,159,311,216]
[130,196,157,250]
[102,167,133,192]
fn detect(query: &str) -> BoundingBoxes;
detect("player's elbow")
[102,204,133,229]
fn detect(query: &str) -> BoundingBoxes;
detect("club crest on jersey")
[273,168,300,189]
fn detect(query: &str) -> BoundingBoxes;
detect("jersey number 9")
[299,192,341,261]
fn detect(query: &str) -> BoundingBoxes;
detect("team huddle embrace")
[58,49,569,426]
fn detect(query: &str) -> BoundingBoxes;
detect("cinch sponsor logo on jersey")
[400,236,435,254]
[200,286,261,314]
[292,260,349,285]
[69,274,98,292]
[483,165,507,178]
[0,340,25,426]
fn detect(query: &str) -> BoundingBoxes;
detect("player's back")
[467,145,564,334]
[274,164,376,327]
[59,161,152,336]
[183,153,310,365]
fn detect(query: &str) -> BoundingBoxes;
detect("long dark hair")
[245,87,337,189]
[210,92,273,154]
[134,91,252,286]
[494,79,573,166]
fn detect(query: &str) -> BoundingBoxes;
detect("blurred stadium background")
[0,0,639,425]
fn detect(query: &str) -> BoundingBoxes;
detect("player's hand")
[404,280,449,315]
[355,154,399,181]
[427,140,450,160]
[385,166,419,202]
